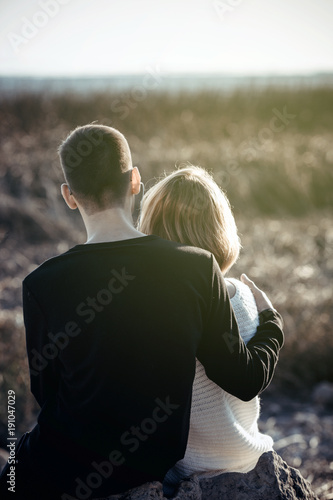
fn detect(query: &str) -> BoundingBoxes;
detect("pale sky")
[0,0,333,76]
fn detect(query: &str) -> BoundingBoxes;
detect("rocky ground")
[258,383,333,499]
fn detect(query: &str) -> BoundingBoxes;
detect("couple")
[0,124,283,499]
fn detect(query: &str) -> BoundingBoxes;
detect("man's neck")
[82,207,146,244]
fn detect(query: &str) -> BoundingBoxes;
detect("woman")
[138,165,274,493]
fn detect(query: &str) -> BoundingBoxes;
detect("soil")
[259,388,333,499]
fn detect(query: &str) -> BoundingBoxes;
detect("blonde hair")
[138,165,241,273]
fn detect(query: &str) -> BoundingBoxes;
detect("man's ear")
[131,167,141,195]
[61,184,78,210]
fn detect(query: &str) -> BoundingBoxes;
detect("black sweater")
[22,235,283,497]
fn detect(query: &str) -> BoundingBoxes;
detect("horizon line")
[1,70,333,80]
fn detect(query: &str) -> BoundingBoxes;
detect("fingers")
[241,273,260,299]
[240,273,257,290]
[240,273,250,284]
[240,274,274,313]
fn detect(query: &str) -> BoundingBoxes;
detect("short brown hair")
[58,124,132,212]
[138,166,241,273]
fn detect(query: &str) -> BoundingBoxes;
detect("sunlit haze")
[0,0,333,76]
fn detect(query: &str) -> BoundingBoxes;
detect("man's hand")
[240,274,275,313]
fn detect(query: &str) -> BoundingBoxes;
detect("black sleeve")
[196,255,284,401]
[22,281,58,408]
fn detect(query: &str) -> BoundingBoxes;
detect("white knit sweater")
[164,278,273,489]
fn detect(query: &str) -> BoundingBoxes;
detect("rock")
[103,482,166,499]
[98,451,318,500]
[194,451,319,500]
[312,381,333,407]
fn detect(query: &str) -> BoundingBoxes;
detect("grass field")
[0,85,332,496]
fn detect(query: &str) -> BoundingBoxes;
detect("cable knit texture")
[164,278,273,490]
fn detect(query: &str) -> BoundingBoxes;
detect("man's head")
[59,124,140,214]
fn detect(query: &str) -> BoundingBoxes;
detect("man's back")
[22,234,283,498]
[23,235,237,496]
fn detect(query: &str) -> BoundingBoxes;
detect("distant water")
[0,73,333,97]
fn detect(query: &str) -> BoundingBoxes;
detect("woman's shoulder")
[225,278,237,298]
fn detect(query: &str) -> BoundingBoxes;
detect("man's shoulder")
[23,248,75,289]
[147,236,215,267]
[150,236,212,257]
[23,236,215,289]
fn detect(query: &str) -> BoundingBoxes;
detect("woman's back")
[164,278,273,488]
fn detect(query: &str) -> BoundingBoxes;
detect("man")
[0,124,283,499]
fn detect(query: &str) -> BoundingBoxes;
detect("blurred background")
[0,0,333,497]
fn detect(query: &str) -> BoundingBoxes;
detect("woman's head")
[139,165,240,273]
